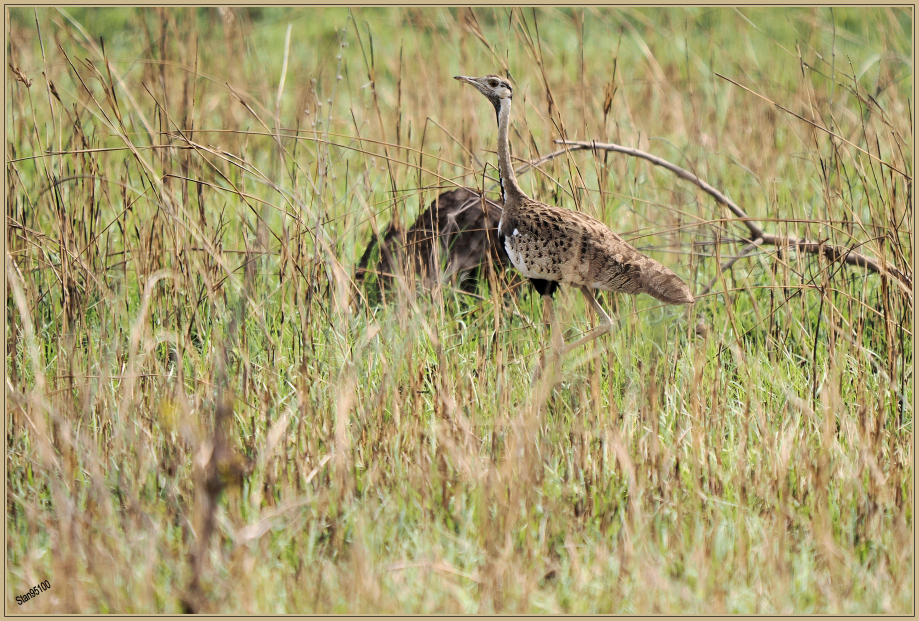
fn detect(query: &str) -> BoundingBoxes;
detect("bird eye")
[489,80,499,88]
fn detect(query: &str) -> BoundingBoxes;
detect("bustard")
[455,74,694,356]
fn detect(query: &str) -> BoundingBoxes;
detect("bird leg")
[531,294,564,383]
[543,294,565,356]
[560,286,614,355]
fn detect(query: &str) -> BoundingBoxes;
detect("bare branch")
[555,139,912,295]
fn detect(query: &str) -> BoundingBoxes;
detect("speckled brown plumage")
[499,199,693,305]
[456,73,693,356]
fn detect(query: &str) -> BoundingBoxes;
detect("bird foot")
[559,323,613,357]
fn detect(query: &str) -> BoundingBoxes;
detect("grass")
[5,6,913,613]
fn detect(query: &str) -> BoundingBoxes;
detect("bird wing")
[507,200,693,304]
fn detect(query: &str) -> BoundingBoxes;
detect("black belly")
[529,278,559,297]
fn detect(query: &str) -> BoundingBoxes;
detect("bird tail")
[642,263,695,305]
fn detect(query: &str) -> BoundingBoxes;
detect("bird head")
[454,74,513,108]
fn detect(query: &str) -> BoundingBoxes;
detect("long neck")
[495,97,525,203]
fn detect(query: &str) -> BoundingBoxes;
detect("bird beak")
[454,75,474,85]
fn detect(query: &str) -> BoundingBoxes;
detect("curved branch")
[555,139,912,295]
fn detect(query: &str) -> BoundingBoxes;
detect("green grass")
[6,6,913,613]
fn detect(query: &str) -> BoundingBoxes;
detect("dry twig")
[555,139,912,296]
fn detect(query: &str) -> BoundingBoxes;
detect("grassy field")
[5,7,913,613]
